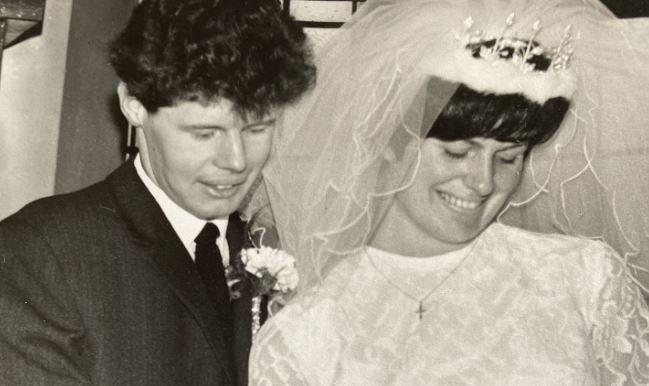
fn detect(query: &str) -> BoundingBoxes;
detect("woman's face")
[376,137,526,255]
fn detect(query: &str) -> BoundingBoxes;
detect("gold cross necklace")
[365,242,476,320]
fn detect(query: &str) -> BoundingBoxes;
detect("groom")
[0,0,314,385]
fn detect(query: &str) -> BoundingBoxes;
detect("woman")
[249,0,649,384]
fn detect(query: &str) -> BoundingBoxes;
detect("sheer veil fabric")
[261,1,461,293]
[246,0,649,383]
[498,4,649,291]
[257,0,649,295]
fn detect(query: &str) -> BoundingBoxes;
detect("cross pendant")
[416,302,426,320]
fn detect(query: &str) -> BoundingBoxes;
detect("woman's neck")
[369,202,471,257]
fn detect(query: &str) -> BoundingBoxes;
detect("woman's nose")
[464,158,494,196]
[215,131,246,172]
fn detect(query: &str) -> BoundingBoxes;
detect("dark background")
[601,0,649,17]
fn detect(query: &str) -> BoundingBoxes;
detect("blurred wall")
[0,0,73,220]
[54,0,136,195]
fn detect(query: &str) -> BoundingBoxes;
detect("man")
[0,0,314,384]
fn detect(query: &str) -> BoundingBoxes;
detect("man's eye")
[193,130,215,140]
[245,124,270,134]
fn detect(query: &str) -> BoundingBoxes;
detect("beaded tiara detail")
[461,15,574,73]
[421,13,577,104]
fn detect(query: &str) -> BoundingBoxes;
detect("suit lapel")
[227,213,253,386]
[107,161,235,383]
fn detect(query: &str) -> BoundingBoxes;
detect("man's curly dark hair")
[110,0,315,118]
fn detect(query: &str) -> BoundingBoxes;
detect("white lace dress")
[249,223,649,385]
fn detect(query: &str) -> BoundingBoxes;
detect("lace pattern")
[250,224,649,385]
[249,0,649,383]
[592,259,649,384]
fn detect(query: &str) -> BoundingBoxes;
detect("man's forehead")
[158,98,278,125]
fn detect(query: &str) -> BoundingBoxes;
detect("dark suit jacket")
[0,161,253,385]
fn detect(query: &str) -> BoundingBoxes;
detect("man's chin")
[194,201,244,220]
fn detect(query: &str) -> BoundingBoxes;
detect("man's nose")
[215,131,246,172]
[464,157,494,197]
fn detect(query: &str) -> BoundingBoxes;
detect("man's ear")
[117,82,148,127]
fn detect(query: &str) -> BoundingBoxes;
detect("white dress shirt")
[134,155,230,265]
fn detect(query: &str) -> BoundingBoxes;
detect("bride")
[249,0,649,384]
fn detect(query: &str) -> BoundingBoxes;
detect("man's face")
[138,99,275,220]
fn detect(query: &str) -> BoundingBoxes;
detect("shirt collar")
[134,155,228,259]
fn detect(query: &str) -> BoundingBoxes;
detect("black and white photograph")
[0,0,648,384]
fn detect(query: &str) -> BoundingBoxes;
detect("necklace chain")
[365,242,476,320]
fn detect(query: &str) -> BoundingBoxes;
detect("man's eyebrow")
[181,119,276,130]
[246,118,276,128]
[182,124,224,130]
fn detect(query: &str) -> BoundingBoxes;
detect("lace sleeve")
[591,252,649,385]
[249,323,309,386]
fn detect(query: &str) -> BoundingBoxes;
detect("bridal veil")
[250,0,649,294]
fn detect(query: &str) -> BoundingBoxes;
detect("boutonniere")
[226,220,298,336]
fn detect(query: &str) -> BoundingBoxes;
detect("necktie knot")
[195,222,220,246]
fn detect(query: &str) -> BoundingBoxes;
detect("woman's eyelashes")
[442,143,472,159]
[441,147,524,164]
[497,154,521,164]
[444,149,469,159]
[497,148,526,164]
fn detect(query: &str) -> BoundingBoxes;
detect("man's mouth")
[203,180,245,198]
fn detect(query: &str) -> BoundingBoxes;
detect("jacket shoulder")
[4,178,115,228]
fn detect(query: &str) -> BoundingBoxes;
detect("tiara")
[461,14,574,73]
[421,13,577,104]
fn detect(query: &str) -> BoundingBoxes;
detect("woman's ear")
[117,82,148,127]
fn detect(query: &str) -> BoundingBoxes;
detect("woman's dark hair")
[427,84,570,152]
[109,0,316,117]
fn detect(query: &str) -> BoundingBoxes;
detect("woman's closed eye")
[496,149,525,164]
[442,142,472,160]
[444,149,469,159]
[497,154,520,164]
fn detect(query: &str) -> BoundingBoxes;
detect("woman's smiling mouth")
[438,191,482,211]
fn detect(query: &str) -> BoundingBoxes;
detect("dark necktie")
[194,223,233,329]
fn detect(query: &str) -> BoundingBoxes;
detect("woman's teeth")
[439,192,480,210]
